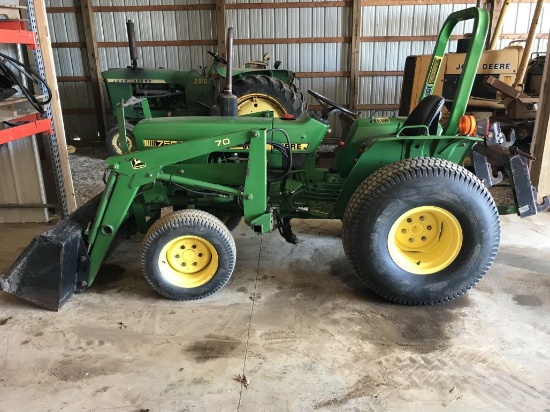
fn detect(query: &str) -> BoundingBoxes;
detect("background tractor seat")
[400,95,445,136]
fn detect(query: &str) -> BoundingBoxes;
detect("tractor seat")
[400,95,445,136]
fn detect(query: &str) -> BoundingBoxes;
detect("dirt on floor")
[68,147,108,207]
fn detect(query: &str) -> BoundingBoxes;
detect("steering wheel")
[308,89,357,120]
[207,51,228,65]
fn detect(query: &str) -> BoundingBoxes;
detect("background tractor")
[399,0,545,145]
[399,45,544,144]
[102,20,306,155]
[2,8,549,311]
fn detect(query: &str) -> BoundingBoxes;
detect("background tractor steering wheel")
[308,89,358,120]
[207,51,228,65]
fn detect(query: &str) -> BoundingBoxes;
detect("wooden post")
[489,0,510,50]
[530,37,550,198]
[216,0,226,58]
[33,0,77,213]
[80,0,107,139]
[513,0,544,88]
[349,0,361,111]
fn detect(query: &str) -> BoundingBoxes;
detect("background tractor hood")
[102,67,206,84]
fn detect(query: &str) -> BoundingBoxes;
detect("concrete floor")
[0,213,549,411]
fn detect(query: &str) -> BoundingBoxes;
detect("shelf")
[0,113,52,145]
[0,0,78,219]
[0,5,25,21]
[0,94,45,122]
[0,21,37,48]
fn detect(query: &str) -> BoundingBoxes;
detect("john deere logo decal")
[131,158,146,169]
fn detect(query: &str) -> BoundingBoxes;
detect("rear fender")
[332,135,479,218]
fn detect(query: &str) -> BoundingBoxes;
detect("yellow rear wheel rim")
[237,93,287,117]
[387,206,463,275]
[158,235,218,288]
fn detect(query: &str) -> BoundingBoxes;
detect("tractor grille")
[399,56,418,116]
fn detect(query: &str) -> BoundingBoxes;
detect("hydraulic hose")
[0,52,51,115]
[267,128,293,182]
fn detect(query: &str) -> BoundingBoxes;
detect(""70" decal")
[215,138,231,146]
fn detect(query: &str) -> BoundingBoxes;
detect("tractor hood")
[102,67,205,84]
[132,115,329,153]
[133,116,275,149]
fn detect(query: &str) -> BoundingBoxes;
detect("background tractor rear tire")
[106,123,136,156]
[141,209,236,301]
[342,157,500,305]
[232,75,306,118]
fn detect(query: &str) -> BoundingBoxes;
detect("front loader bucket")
[0,195,101,311]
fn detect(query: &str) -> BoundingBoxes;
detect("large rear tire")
[141,210,236,300]
[232,75,306,118]
[342,158,500,305]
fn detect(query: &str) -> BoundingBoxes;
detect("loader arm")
[1,128,270,310]
[86,128,269,284]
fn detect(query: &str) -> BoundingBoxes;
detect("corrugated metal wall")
[45,0,549,140]
[496,1,549,52]
[94,6,217,72]
[359,3,474,118]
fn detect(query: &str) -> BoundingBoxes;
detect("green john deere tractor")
[102,20,305,155]
[2,8,549,310]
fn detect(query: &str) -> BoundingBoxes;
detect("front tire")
[232,75,306,117]
[172,206,242,232]
[141,210,236,300]
[342,158,500,305]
